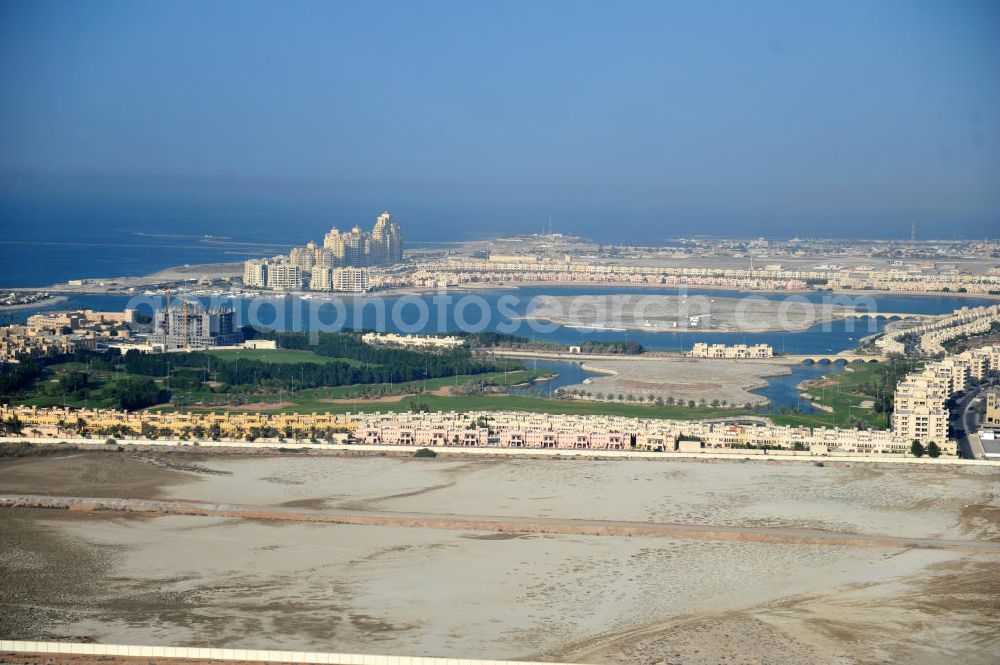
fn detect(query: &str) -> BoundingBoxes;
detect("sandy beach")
[562,356,794,406]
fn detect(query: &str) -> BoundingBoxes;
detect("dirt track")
[2,494,996,553]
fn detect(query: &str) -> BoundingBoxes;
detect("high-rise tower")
[372,211,403,265]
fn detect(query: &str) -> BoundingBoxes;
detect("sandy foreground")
[0,452,998,664]
[562,357,793,406]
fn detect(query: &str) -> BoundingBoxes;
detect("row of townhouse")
[1,405,357,440]
[348,409,950,456]
[430,258,835,282]
[416,258,1000,294]
[3,403,953,456]
[360,424,489,447]
[876,304,1000,356]
[409,268,805,292]
[829,273,1000,294]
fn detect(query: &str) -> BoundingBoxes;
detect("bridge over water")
[845,312,939,321]
[784,353,881,364]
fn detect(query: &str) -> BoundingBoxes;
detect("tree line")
[462,332,643,355]
[118,336,503,389]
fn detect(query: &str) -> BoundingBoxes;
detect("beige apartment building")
[332,267,369,293]
[243,259,269,288]
[891,371,950,444]
[242,258,303,290]
[1,309,140,363]
[891,343,999,444]
[690,343,773,359]
[986,391,1000,426]
[308,266,370,293]
[27,309,135,333]
[930,358,969,394]
[266,262,304,290]
[0,325,78,363]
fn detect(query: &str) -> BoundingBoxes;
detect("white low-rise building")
[361,332,465,350]
[690,343,773,359]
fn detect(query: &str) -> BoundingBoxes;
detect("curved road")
[952,379,996,459]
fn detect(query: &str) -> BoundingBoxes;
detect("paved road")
[952,379,997,459]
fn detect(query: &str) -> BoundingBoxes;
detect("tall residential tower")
[244,210,403,291]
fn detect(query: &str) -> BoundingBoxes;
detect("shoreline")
[523,312,849,335]
[558,357,795,408]
[0,295,69,312]
[15,265,1000,301]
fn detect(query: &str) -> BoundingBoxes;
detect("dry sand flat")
[1,453,998,664]
[547,554,1000,665]
[563,357,793,406]
[7,495,996,552]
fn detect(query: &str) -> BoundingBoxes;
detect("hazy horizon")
[2,0,999,243]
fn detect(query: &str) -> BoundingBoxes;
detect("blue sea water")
[0,218,301,289]
[0,215,473,289]
[0,238,268,289]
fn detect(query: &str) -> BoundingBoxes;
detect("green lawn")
[203,348,367,366]
[15,363,126,409]
[134,363,892,426]
[8,353,893,429]
[161,372,745,419]
[16,391,119,409]
[300,394,746,419]
[151,369,555,412]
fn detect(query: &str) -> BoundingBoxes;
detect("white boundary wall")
[2,436,999,467]
[0,640,578,665]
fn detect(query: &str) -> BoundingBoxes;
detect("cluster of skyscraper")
[243,211,404,292]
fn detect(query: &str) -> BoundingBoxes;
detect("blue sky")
[1,0,998,242]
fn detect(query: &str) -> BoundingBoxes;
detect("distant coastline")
[22,266,1000,302]
[0,295,69,312]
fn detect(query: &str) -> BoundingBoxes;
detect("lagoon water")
[510,358,845,414]
[5,286,989,412]
[9,286,992,354]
